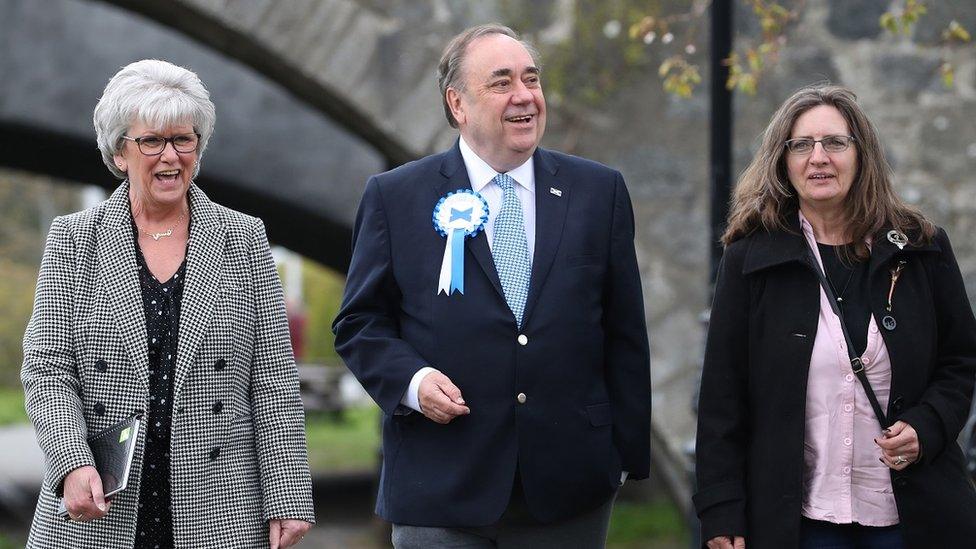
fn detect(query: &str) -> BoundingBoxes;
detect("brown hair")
[437,24,539,128]
[722,84,934,259]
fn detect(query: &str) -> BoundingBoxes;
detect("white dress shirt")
[401,136,536,412]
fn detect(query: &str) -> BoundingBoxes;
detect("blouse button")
[94,359,107,373]
[845,374,854,383]
[214,359,226,371]
[844,404,853,412]
[94,402,106,416]
[209,447,221,461]
[212,401,223,414]
[843,437,852,446]
[862,357,871,365]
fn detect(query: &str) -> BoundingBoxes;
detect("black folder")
[57,414,141,518]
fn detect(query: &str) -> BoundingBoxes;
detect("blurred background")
[1,0,975,547]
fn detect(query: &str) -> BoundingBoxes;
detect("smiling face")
[447,33,546,173]
[786,105,858,212]
[115,120,197,212]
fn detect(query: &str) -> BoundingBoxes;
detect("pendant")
[149,229,173,241]
[886,230,908,250]
[882,315,897,331]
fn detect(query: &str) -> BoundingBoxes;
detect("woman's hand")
[876,420,921,470]
[707,535,746,549]
[269,518,312,548]
[62,465,110,522]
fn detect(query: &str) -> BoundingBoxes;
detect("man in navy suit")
[333,23,651,548]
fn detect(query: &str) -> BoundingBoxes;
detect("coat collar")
[96,182,225,398]
[436,141,565,328]
[742,211,941,276]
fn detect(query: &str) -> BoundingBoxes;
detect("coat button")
[212,400,223,414]
[517,393,527,404]
[891,396,904,413]
[209,447,221,461]
[94,359,107,373]
[94,402,105,416]
[214,358,226,371]
[517,334,528,346]
[894,476,908,488]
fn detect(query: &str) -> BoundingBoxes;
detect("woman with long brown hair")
[694,84,976,548]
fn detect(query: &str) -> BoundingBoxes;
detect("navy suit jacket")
[333,142,651,526]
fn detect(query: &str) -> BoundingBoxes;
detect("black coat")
[694,216,976,548]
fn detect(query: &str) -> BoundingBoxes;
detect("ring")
[72,513,85,521]
[894,455,907,465]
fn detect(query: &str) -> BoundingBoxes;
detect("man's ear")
[446,88,465,126]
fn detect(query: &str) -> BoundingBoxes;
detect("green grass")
[0,387,27,426]
[0,532,26,549]
[304,404,380,474]
[607,499,690,548]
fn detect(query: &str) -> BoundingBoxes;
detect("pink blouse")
[800,213,899,526]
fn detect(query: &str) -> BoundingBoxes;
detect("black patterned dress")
[132,223,187,549]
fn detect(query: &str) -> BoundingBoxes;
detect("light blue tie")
[491,173,531,328]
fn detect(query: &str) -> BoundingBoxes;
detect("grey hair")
[437,24,540,128]
[93,59,216,180]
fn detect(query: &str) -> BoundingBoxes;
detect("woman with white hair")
[22,59,314,548]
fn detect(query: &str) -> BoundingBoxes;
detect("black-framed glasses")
[122,133,200,156]
[785,135,855,155]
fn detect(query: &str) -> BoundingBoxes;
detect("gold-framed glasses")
[785,135,855,155]
[122,133,200,156]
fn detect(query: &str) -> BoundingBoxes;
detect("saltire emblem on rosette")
[432,189,489,295]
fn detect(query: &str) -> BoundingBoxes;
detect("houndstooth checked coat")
[22,182,314,548]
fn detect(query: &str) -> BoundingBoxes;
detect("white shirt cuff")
[401,367,438,413]
[620,471,629,485]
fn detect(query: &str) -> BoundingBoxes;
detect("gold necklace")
[139,211,187,241]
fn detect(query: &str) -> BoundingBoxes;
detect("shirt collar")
[459,136,535,193]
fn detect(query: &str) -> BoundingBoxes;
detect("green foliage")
[0,261,36,387]
[0,532,26,549]
[0,172,81,389]
[943,20,971,43]
[607,499,690,547]
[502,0,672,107]
[299,259,345,363]
[880,0,928,35]
[659,56,701,98]
[0,387,28,426]
[304,405,380,474]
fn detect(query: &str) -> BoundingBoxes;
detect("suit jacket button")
[894,476,908,488]
[94,402,105,416]
[94,360,107,373]
[209,447,220,461]
[517,334,528,346]
[212,400,223,414]
[215,359,226,371]
[517,393,527,404]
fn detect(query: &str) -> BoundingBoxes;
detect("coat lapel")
[96,183,150,391]
[172,184,225,401]
[437,143,505,300]
[522,148,567,327]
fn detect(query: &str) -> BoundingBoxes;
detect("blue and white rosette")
[432,189,489,295]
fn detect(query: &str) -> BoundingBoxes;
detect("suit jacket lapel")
[437,143,505,300]
[173,184,225,401]
[522,148,566,327]
[96,183,150,391]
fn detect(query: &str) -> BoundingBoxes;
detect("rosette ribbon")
[432,190,489,295]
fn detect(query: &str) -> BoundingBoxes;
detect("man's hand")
[269,518,312,548]
[707,535,746,549]
[63,465,110,522]
[876,420,921,470]
[418,371,470,424]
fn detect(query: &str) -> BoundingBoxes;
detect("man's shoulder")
[370,149,451,190]
[541,148,618,177]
